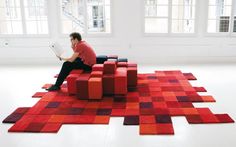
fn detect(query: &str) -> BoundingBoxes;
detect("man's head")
[70,32,82,46]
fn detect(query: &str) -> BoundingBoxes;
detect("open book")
[49,42,65,59]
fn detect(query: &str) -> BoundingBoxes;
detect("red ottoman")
[114,67,127,95]
[92,64,104,71]
[127,62,137,67]
[127,67,137,87]
[71,69,83,74]
[103,74,115,95]
[67,74,80,95]
[76,73,90,99]
[104,61,117,74]
[117,62,128,67]
[88,77,103,99]
[91,71,103,78]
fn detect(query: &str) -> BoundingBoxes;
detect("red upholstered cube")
[103,61,117,74]
[76,74,90,99]
[127,67,137,87]
[88,77,103,99]
[127,62,137,67]
[91,71,103,78]
[92,64,104,71]
[114,67,127,95]
[107,55,118,59]
[117,62,128,67]
[103,74,115,95]
[67,74,80,95]
[71,69,83,74]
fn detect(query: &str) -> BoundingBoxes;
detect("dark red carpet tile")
[185,115,203,124]
[176,96,189,102]
[96,109,112,115]
[45,102,61,108]
[24,122,46,132]
[8,115,36,132]
[32,92,47,98]
[215,114,235,123]
[183,73,197,80]
[155,115,172,124]
[3,107,30,123]
[3,113,24,123]
[123,116,139,125]
[193,87,207,92]
[4,70,235,135]
[140,102,153,108]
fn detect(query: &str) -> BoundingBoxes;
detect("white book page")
[49,42,65,57]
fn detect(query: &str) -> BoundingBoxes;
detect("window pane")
[87,0,111,33]
[61,0,85,33]
[208,19,230,33]
[171,0,195,33]
[207,0,232,33]
[0,0,22,34]
[172,6,195,19]
[145,18,168,33]
[172,19,194,33]
[24,0,48,34]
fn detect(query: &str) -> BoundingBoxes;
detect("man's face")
[70,37,76,46]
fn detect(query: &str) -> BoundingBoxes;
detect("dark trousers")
[55,58,92,87]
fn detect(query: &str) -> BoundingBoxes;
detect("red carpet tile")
[2,70,234,135]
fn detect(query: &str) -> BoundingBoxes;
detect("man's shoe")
[46,85,60,91]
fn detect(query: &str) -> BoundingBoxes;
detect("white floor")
[0,63,236,147]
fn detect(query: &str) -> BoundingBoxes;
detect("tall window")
[61,0,111,34]
[23,0,48,34]
[145,0,169,33]
[0,0,23,34]
[207,0,232,33]
[144,0,196,34]
[172,0,195,33]
[0,0,48,35]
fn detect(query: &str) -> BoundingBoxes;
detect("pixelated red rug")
[2,70,234,135]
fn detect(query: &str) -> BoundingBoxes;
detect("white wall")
[0,0,236,65]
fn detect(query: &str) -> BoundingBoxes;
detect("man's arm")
[58,52,79,62]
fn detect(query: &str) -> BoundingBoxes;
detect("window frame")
[0,0,50,38]
[58,0,113,38]
[142,0,198,37]
[205,0,236,37]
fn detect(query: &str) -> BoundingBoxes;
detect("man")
[46,32,96,91]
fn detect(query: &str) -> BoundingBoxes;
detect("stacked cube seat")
[66,55,138,100]
[88,77,103,99]
[76,73,90,99]
[114,67,127,94]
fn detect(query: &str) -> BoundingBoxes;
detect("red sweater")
[73,41,96,66]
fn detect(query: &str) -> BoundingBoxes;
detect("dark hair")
[70,32,82,41]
